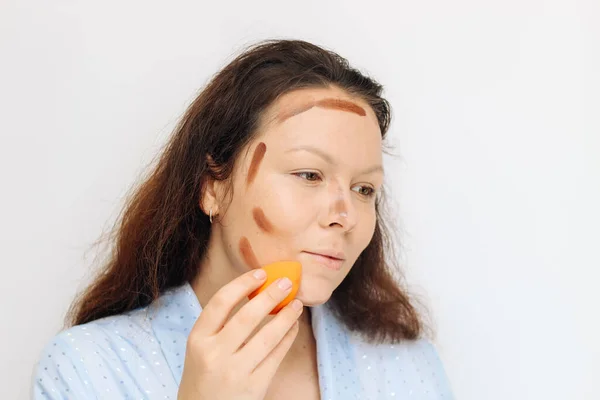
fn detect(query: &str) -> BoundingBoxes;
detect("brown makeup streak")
[246,142,266,187]
[315,98,366,116]
[252,207,275,234]
[277,98,366,123]
[239,237,261,269]
[332,198,346,215]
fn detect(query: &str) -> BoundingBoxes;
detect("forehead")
[239,86,383,173]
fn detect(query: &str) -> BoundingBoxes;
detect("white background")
[1,0,598,399]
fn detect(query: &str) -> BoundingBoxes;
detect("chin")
[295,274,336,307]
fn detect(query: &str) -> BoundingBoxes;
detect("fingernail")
[253,269,266,280]
[291,299,303,311]
[277,277,292,291]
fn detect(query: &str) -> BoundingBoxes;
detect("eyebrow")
[285,146,384,175]
[276,98,367,123]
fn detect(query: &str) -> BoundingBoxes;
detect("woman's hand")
[177,268,304,400]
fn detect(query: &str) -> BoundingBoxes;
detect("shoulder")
[353,335,449,372]
[31,307,167,399]
[349,335,455,399]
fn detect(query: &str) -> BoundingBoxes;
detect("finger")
[193,268,267,337]
[218,277,295,351]
[236,299,303,372]
[250,316,300,379]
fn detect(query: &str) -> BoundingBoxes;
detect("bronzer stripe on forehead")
[246,142,267,187]
[276,98,366,123]
[252,207,275,234]
[239,237,261,269]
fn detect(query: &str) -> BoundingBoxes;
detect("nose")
[319,187,358,233]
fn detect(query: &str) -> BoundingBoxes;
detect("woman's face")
[214,86,383,306]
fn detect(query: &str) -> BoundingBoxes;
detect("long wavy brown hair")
[67,39,429,344]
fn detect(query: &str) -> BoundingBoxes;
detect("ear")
[199,154,227,217]
[199,177,217,216]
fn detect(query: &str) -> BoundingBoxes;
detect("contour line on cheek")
[252,207,275,234]
[246,142,267,187]
[239,236,260,269]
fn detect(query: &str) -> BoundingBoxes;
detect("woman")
[33,39,454,399]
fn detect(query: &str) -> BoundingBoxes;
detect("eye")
[352,185,376,197]
[294,171,322,182]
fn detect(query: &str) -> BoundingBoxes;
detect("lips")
[303,250,345,271]
[306,249,345,260]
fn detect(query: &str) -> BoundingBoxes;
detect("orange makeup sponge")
[248,261,302,315]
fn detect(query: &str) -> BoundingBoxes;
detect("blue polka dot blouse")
[32,283,454,399]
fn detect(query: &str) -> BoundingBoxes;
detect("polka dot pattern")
[33,283,454,399]
[311,304,454,399]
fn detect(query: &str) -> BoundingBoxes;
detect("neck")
[286,307,315,359]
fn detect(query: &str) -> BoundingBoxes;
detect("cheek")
[252,207,274,234]
[239,236,260,269]
[250,178,315,234]
[229,184,308,268]
[360,208,377,242]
